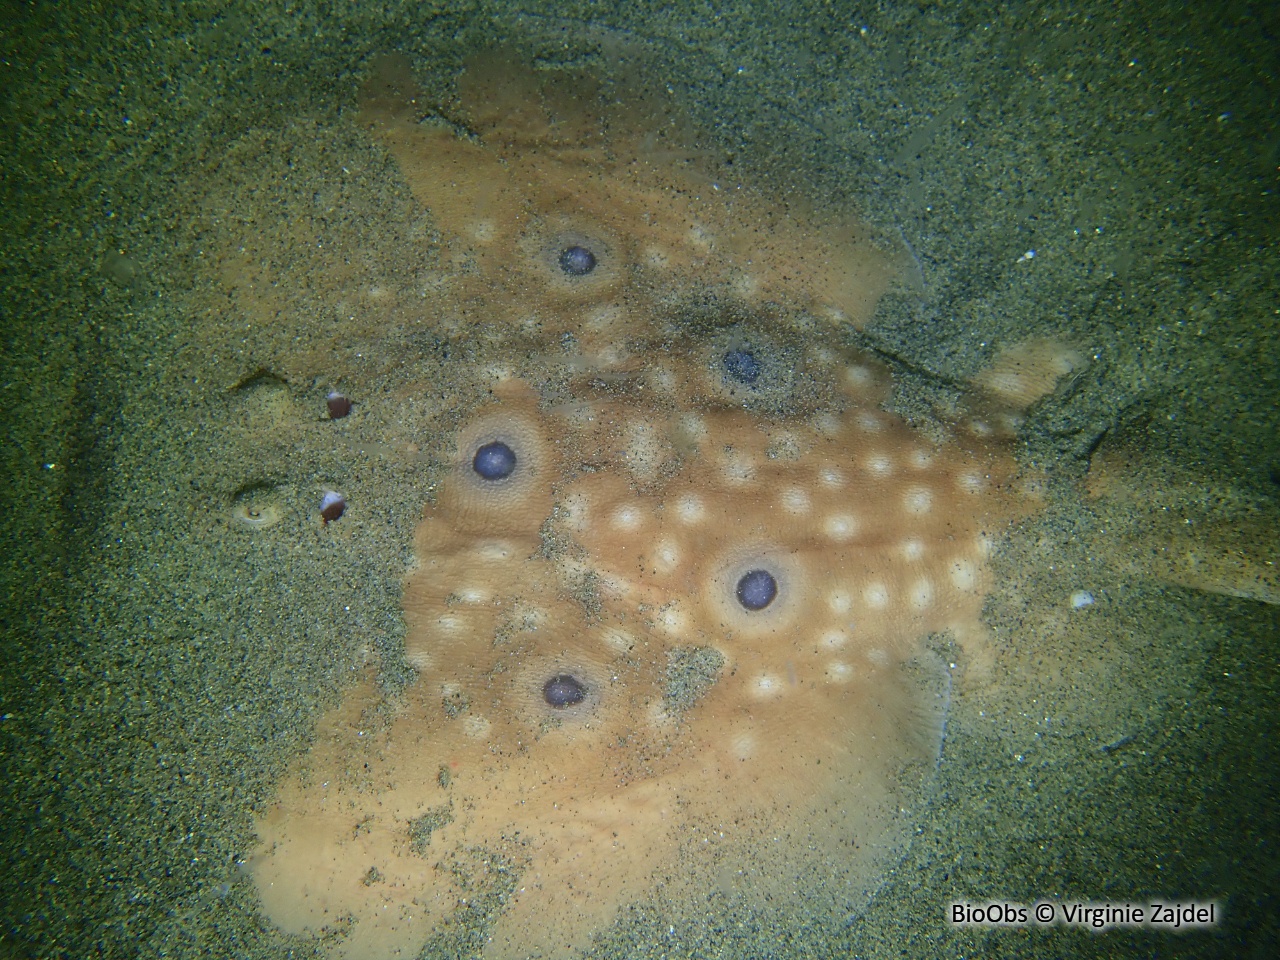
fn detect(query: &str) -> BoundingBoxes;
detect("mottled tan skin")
[250,48,1276,960]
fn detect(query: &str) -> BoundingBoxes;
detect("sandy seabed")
[2,3,1277,959]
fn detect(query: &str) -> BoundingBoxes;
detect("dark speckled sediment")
[1,2,1277,958]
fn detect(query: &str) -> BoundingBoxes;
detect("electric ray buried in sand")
[246,47,1273,959]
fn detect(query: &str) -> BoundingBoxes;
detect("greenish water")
[2,2,1277,958]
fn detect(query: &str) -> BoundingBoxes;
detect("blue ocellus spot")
[736,569,778,610]
[543,674,587,708]
[558,245,597,276]
[722,348,761,386]
[473,441,517,480]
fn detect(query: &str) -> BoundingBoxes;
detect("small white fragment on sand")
[1070,589,1095,609]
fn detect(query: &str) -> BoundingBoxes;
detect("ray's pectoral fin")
[358,53,522,265]
[965,338,1087,437]
[454,46,610,148]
